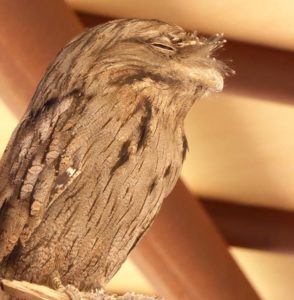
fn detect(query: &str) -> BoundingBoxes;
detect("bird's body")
[0,19,226,291]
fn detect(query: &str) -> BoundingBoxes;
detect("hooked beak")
[206,68,224,92]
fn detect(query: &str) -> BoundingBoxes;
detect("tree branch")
[0,279,161,300]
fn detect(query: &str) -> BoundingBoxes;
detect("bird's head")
[102,20,228,88]
[87,19,230,119]
[40,19,230,123]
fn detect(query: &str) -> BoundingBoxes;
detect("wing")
[0,89,89,261]
[0,27,101,261]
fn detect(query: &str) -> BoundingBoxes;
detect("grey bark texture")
[0,19,227,294]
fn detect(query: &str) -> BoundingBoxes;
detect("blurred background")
[0,1,294,299]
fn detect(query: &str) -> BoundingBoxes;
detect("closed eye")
[151,43,176,52]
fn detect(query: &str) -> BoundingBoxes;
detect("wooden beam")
[78,12,110,28]
[132,181,260,300]
[67,0,294,51]
[0,3,260,299]
[0,0,83,117]
[200,198,294,253]
[223,41,294,104]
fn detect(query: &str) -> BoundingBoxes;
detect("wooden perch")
[0,279,161,300]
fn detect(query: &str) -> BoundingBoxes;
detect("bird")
[0,19,228,292]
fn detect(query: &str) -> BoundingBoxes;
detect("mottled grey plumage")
[0,19,227,291]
